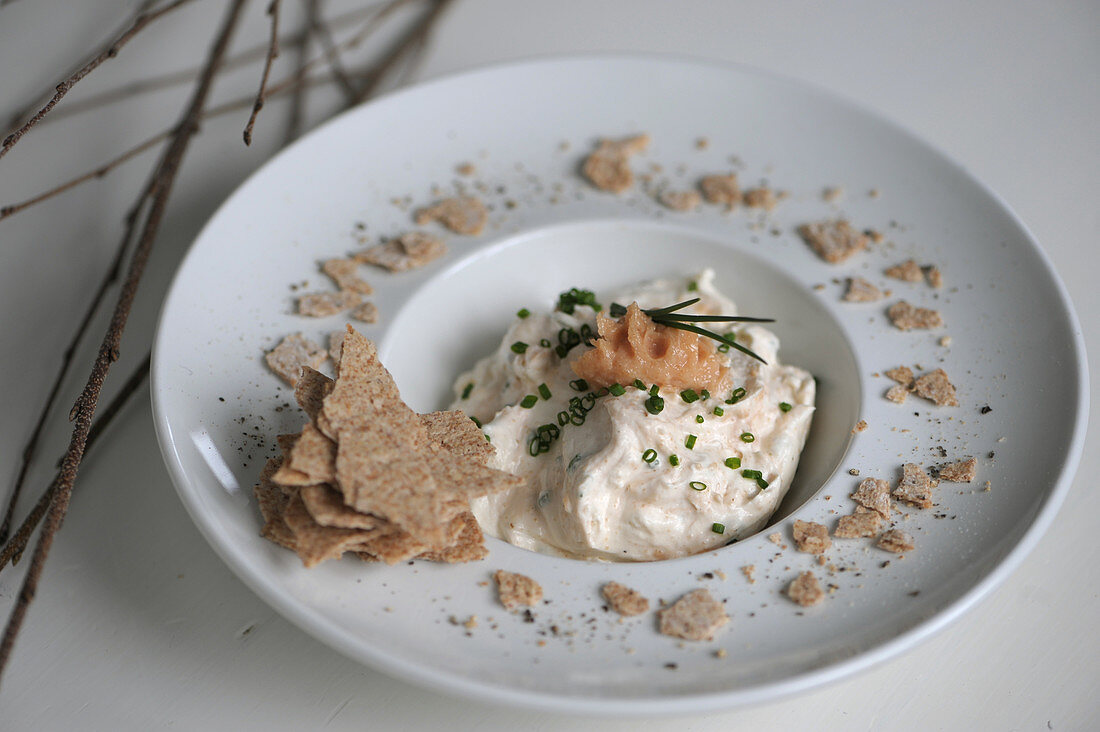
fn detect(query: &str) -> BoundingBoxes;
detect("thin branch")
[352,0,452,103]
[304,0,359,104]
[0,0,249,685]
[0,0,197,162]
[243,0,282,146]
[284,0,318,144]
[0,353,151,571]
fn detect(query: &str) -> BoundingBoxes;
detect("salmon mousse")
[450,270,816,561]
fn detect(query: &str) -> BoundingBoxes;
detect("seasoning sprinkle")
[461,382,473,399]
[538,383,552,400]
[724,457,741,469]
[685,434,698,450]
[511,341,529,354]
[689,481,707,491]
[609,383,626,396]
[712,522,725,534]
[642,448,658,464]
[520,395,538,409]
[779,402,793,412]
[740,432,755,443]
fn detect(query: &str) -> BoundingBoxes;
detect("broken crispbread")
[602,582,650,617]
[494,570,543,609]
[415,196,488,236]
[658,588,728,641]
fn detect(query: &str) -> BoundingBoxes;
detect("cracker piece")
[602,582,650,617]
[843,277,882,303]
[787,571,824,607]
[265,333,327,385]
[349,302,379,324]
[294,367,334,422]
[834,512,884,538]
[699,174,740,209]
[299,484,384,530]
[298,290,362,317]
[885,259,924,282]
[822,186,844,203]
[329,330,346,370]
[418,512,488,563]
[885,384,909,404]
[940,457,977,483]
[283,493,375,568]
[321,258,373,294]
[877,529,915,554]
[741,565,756,584]
[254,457,297,550]
[925,265,943,289]
[275,433,300,458]
[887,300,943,330]
[658,588,728,641]
[285,423,337,484]
[851,477,891,519]
[658,189,701,212]
[885,366,915,385]
[420,410,494,465]
[355,232,447,272]
[893,462,934,508]
[415,196,488,236]
[494,570,544,609]
[913,368,959,406]
[456,162,476,176]
[792,520,831,555]
[355,526,428,565]
[582,134,650,193]
[797,220,868,263]
[742,187,779,211]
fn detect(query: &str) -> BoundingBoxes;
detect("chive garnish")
[633,298,773,363]
[756,477,770,489]
[649,384,660,396]
[687,280,698,292]
[700,389,710,400]
[695,415,704,423]
[685,434,697,450]
[726,387,747,404]
[713,406,724,416]
[520,395,538,408]
[779,402,792,412]
[540,338,552,348]
[470,416,481,428]
[645,395,665,415]
[681,389,699,403]
[538,383,552,400]
[461,382,473,399]
[557,410,570,426]
[642,448,658,464]
[717,342,730,353]
[741,469,762,479]
[740,432,755,443]
[517,307,531,319]
[556,287,602,314]
[712,522,725,534]
[570,378,589,392]
[689,481,707,491]
[633,379,647,390]
[609,383,626,396]
[724,457,741,469]
[511,341,528,354]
[669,454,680,466]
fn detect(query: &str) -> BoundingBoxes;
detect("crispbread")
[658,588,728,640]
[415,196,488,236]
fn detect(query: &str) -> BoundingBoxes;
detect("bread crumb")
[658,588,728,641]
[582,134,649,193]
[939,335,952,347]
[741,564,756,584]
[743,187,779,211]
[822,186,844,203]
[695,137,709,150]
[853,419,868,433]
[602,581,650,616]
[925,265,943,289]
[787,571,824,607]
[940,457,977,483]
[885,366,915,385]
[494,570,543,609]
[455,162,476,176]
[768,532,786,550]
[885,259,923,282]
[321,258,373,295]
[792,520,831,555]
[843,277,883,302]
[699,174,740,210]
[887,300,943,330]
[659,189,702,212]
[355,232,447,272]
[877,529,915,553]
[797,220,868,263]
[714,648,727,659]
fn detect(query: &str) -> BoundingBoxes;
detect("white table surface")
[0,1,1097,729]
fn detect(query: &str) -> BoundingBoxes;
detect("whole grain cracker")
[419,410,494,465]
[843,277,883,302]
[851,477,891,519]
[494,570,544,609]
[417,512,488,563]
[939,457,977,483]
[792,520,831,555]
[797,219,868,264]
[299,483,385,530]
[321,258,373,294]
[355,232,447,272]
[298,290,362,317]
[787,571,825,607]
[658,189,702,212]
[294,367,334,422]
[415,196,488,236]
[328,330,346,369]
[265,333,327,385]
[913,368,959,406]
[887,300,943,330]
[349,301,379,324]
[254,457,298,550]
[283,492,378,568]
[582,134,650,193]
[885,366,915,385]
[699,173,740,209]
[658,588,728,641]
[834,511,884,538]
[877,529,915,553]
[885,259,924,282]
[742,187,779,211]
[602,581,650,617]
[885,384,910,404]
[893,462,935,508]
[284,423,337,485]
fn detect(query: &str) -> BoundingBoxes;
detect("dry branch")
[243,0,283,145]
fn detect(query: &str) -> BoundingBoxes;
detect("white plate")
[151,55,1088,715]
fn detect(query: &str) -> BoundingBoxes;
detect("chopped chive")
[741,469,762,480]
[556,287,601,314]
[581,393,597,409]
[713,406,724,416]
[540,338,552,348]
[633,379,647,390]
[779,401,793,412]
[642,448,658,464]
[689,481,707,491]
[649,384,660,396]
[685,434,697,450]
[680,389,699,403]
[687,280,698,292]
[461,382,473,399]
[569,378,589,392]
[700,389,710,400]
[645,396,665,415]
[609,302,627,317]
[520,395,538,408]
[740,432,755,443]
[470,416,482,428]
[557,410,570,426]
[511,341,529,354]
[726,387,747,404]
[555,345,568,358]
[712,522,725,534]
[609,383,626,396]
[484,434,491,442]
[570,412,586,426]
[724,457,741,469]
[538,383,552,400]
[756,477,770,489]
[695,415,704,423]
[579,323,595,344]
[669,454,680,466]
[517,307,531,319]
[528,438,541,456]
[595,386,610,397]
[717,343,730,353]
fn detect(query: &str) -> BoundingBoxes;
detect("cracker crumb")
[893,462,935,508]
[582,134,650,193]
[456,162,476,176]
[913,368,959,406]
[940,457,977,483]
[695,137,709,150]
[463,615,478,629]
[658,588,729,641]
[792,520,831,555]
[494,570,544,609]
[742,187,779,211]
[885,366,915,385]
[699,174,740,209]
[355,232,447,272]
[867,229,886,244]
[877,529,915,553]
[834,511,884,538]
[415,196,488,236]
[885,384,909,404]
[851,477,891,519]
[349,302,379,324]
[321,258,372,295]
[741,565,755,584]
[822,186,844,203]
[843,277,883,302]
[659,189,702,212]
[787,571,825,607]
[265,333,327,385]
[298,290,362,317]
[602,581,650,616]
[925,265,943,289]
[853,419,868,433]
[884,259,923,283]
[939,335,952,347]
[714,648,727,659]
[768,532,786,549]
[797,220,868,263]
[887,300,944,330]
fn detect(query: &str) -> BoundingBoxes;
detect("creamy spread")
[449,270,815,562]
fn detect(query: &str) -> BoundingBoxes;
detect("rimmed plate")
[151,55,1087,715]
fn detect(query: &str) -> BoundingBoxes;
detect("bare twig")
[353,0,452,103]
[0,0,197,162]
[243,0,283,146]
[305,0,359,104]
[285,0,318,143]
[0,0,249,685]
[0,353,151,571]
